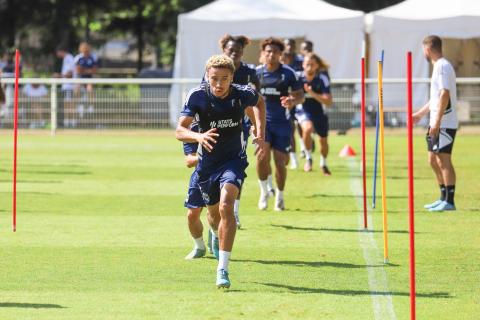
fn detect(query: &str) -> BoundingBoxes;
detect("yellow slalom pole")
[377,60,389,264]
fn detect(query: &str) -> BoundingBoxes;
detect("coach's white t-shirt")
[429,57,458,129]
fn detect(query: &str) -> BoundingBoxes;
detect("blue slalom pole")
[372,50,384,209]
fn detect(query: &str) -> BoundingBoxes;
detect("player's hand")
[197,128,219,152]
[280,96,294,110]
[253,137,267,161]
[429,125,440,138]
[303,83,313,94]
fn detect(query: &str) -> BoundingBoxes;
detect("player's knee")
[187,208,201,222]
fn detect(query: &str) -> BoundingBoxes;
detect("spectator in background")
[300,40,314,57]
[55,45,76,127]
[0,49,21,118]
[22,83,48,128]
[74,42,97,115]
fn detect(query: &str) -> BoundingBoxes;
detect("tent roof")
[374,0,480,20]
[183,0,363,21]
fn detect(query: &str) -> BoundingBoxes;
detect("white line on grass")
[347,158,397,320]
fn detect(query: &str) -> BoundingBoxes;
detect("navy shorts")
[296,109,329,138]
[426,128,456,154]
[197,158,247,206]
[266,121,292,153]
[184,170,205,209]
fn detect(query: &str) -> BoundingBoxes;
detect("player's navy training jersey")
[300,71,331,117]
[74,53,97,78]
[181,83,259,174]
[256,64,302,124]
[183,122,199,155]
[290,54,304,72]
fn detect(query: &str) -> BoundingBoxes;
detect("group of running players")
[175,35,333,289]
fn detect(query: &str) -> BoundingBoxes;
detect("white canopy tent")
[370,0,480,108]
[170,0,364,126]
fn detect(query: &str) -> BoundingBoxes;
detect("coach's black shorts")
[426,128,456,154]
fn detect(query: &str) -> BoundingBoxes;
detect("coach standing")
[413,35,458,212]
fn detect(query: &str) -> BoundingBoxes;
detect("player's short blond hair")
[205,55,235,73]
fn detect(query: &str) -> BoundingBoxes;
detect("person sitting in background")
[22,83,48,129]
[74,42,97,116]
[55,45,76,128]
[1,49,21,119]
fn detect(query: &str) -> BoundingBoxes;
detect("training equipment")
[339,145,356,157]
[13,49,20,232]
[361,57,368,229]
[407,51,416,320]
[216,269,230,289]
[184,248,206,260]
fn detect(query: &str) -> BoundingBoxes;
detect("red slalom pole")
[13,49,20,232]
[361,57,367,229]
[407,51,415,319]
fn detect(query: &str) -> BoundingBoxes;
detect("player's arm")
[412,101,430,124]
[304,84,332,106]
[185,153,198,168]
[429,89,450,137]
[280,88,304,110]
[176,116,218,152]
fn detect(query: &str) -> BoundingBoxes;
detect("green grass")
[0,129,478,319]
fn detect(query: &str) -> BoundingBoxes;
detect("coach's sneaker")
[424,199,443,209]
[429,201,456,212]
[185,248,206,260]
[216,269,231,289]
[258,192,269,210]
[207,230,213,254]
[274,197,285,211]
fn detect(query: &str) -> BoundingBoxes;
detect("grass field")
[0,129,478,319]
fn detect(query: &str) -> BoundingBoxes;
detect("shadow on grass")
[0,168,91,175]
[271,224,419,234]
[255,282,451,298]
[232,258,398,268]
[0,302,66,309]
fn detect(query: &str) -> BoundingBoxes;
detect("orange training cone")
[339,144,357,157]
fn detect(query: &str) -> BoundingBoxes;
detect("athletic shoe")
[216,269,231,288]
[258,193,269,210]
[207,229,213,254]
[234,212,241,229]
[289,158,298,170]
[268,188,275,197]
[211,231,219,260]
[304,159,312,172]
[429,201,456,212]
[184,248,206,260]
[274,198,285,211]
[424,199,443,209]
[322,165,332,176]
[300,150,306,159]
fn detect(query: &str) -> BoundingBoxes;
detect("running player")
[219,34,261,229]
[256,37,304,211]
[176,55,266,288]
[296,53,333,174]
[413,35,458,212]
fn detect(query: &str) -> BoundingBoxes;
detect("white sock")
[193,237,205,250]
[211,229,218,238]
[234,199,240,215]
[299,139,306,152]
[258,179,269,195]
[267,175,274,191]
[218,250,231,271]
[305,149,312,160]
[320,156,327,167]
[276,189,284,201]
